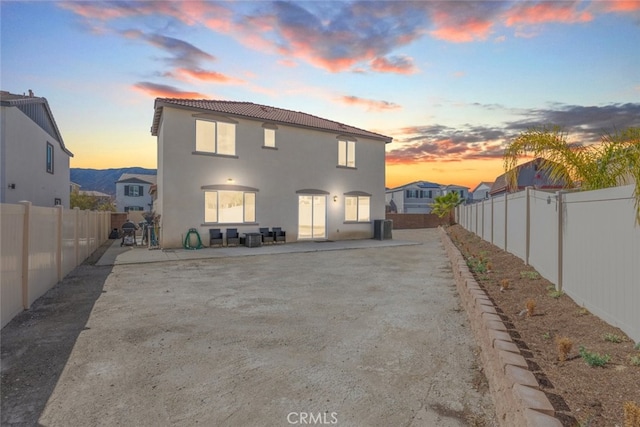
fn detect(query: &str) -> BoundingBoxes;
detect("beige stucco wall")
[157,106,387,248]
[1,106,71,207]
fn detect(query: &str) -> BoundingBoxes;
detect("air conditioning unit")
[373,219,393,240]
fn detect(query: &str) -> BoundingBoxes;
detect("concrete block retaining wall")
[438,227,563,427]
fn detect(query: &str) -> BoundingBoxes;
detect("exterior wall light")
[333,195,338,202]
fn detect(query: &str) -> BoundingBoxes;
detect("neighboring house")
[151,98,392,248]
[115,173,156,212]
[1,90,73,207]
[385,181,443,214]
[386,181,470,213]
[470,182,494,201]
[490,158,565,196]
[440,184,470,201]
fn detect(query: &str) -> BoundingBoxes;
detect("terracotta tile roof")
[151,98,392,143]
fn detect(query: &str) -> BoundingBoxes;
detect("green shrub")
[579,346,611,367]
[603,333,624,343]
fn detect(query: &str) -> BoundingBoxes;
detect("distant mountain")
[71,167,156,196]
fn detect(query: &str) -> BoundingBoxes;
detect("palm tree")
[431,191,464,224]
[503,126,640,223]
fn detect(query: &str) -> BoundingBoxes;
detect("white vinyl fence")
[1,202,110,328]
[457,184,640,342]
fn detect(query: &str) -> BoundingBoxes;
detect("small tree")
[70,192,115,211]
[431,192,463,224]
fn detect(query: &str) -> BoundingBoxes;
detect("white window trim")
[194,118,237,156]
[202,185,259,225]
[344,192,371,223]
[337,139,356,168]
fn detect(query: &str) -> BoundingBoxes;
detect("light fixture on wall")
[227,178,234,183]
[333,195,338,202]
[8,183,15,189]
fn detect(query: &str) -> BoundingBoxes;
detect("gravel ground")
[1,229,496,427]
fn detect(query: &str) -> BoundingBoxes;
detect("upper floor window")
[338,140,355,168]
[46,142,54,174]
[196,119,236,156]
[205,190,256,223]
[345,195,370,222]
[125,185,144,197]
[264,128,275,148]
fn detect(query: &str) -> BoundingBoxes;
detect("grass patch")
[603,333,624,343]
[579,346,611,367]
[520,270,540,280]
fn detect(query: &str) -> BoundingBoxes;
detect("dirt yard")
[1,229,496,427]
[447,224,640,427]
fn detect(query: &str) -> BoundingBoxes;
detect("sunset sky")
[2,1,639,190]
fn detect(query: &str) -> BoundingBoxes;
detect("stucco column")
[56,205,63,282]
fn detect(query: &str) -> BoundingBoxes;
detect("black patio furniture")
[209,228,223,247]
[259,227,274,244]
[272,227,286,243]
[226,228,240,246]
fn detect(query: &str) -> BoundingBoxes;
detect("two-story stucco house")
[151,98,392,248]
[385,181,442,214]
[470,182,494,201]
[1,90,73,207]
[115,173,157,213]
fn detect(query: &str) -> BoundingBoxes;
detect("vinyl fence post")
[525,186,531,266]
[56,205,63,282]
[490,196,494,244]
[504,193,508,251]
[18,201,31,309]
[74,207,80,266]
[557,191,564,292]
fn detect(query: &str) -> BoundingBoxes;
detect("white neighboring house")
[115,173,156,213]
[441,184,470,201]
[385,181,443,213]
[1,90,73,207]
[151,98,392,248]
[470,181,494,201]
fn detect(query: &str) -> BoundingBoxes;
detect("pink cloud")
[370,56,417,75]
[504,2,593,27]
[173,68,244,84]
[339,96,401,112]
[430,15,494,42]
[132,82,208,99]
[598,0,640,13]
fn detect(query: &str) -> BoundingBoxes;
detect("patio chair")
[226,228,240,246]
[272,227,286,243]
[259,227,274,244]
[209,228,223,247]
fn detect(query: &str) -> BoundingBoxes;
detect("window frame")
[344,194,371,223]
[337,139,356,168]
[194,118,237,156]
[46,142,54,174]
[263,128,276,148]
[204,189,257,224]
[124,184,143,197]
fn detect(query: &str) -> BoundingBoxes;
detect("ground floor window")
[345,195,370,222]
[125,206,144,212]
[205,190,255,223]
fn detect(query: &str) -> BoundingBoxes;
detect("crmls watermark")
[287,411,338,425]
